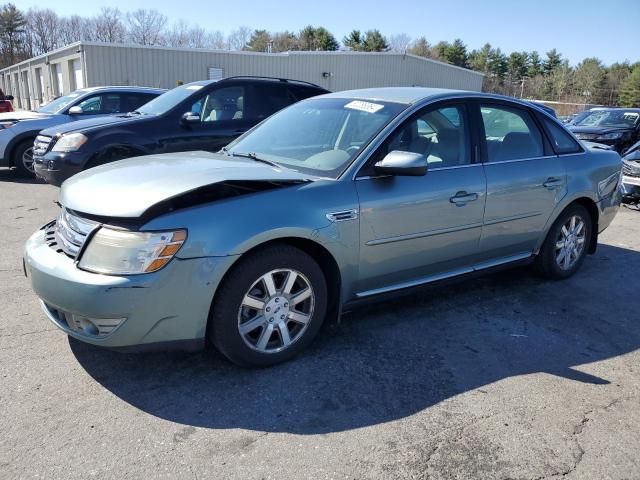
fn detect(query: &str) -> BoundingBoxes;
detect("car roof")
[76,86,167,94]
[185,76,326,90]
[320,87,463,105]
[318,87,552,108]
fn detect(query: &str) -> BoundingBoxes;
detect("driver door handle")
[450,191,479,206]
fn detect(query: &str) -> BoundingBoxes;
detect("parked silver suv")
[0,86,164,176]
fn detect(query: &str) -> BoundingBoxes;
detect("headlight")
[596,132,623,140]
[78,228,187,275]
[51,133,88,152]
[0,121,16,129]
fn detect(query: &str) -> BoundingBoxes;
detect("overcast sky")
[17,0,640,66]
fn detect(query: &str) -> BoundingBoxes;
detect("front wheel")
[13,139,36,177]
[209,244,328,367]
[533,204,592,279]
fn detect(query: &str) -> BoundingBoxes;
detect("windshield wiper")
[229,151,280,168]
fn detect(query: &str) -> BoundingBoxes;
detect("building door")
[13,73,20,108]
[72,59,84,90]
[21,71,31,110]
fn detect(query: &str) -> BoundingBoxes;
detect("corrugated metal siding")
[0,43,85,108]
[2,42,483,108]
[83,43,483,92]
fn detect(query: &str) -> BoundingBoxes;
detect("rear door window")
[249,84,293,121]
[76,93,123,114]
[480,105,544,162]
[122,92,158,112]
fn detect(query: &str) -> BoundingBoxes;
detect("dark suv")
[34,77,329,185]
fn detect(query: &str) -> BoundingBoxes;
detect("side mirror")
[68,106,83,115]
[374,150,428,177]
[180,111,200,124]
[5,95,13,101]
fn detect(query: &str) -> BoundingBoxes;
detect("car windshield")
[574,110,640,128]
[37,91,86,114]
[226,97,406,178]
[136,83,204,115]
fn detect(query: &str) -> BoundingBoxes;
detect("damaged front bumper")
[24,227,237,350]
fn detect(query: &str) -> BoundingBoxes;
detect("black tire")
[209,244,328,367]
[533,204,592,279]
[12,139,36,177]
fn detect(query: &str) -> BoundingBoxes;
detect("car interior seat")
[496,132,540,161]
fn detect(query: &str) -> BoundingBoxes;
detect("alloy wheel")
[237,269,315,353]
[22,146,35,173]
[555,215,586,270]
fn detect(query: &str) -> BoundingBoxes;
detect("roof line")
[1,41,483,78]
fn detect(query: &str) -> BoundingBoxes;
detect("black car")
[569,108,640,153]
[34,76,329,185]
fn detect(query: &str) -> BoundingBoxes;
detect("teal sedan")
[24,88,622,366]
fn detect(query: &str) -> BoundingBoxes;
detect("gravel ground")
[1,168,639,479]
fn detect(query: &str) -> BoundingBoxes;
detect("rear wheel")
[209,244,327,367]
[13,139,35,177]
[534,204,592,279]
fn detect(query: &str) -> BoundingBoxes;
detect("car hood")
[0,110,52,123]
[41,114,143,136]
[569,126,633,135]
[60,151,315,218]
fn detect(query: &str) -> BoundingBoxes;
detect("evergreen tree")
[0,3,26,66]
[619,65,640,107]
[445,38,468,67]
[527,51,543,77]
[543,48,562,76]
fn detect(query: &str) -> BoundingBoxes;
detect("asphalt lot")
[1,168,639,479]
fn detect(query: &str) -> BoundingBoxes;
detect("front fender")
[143,179,361,299]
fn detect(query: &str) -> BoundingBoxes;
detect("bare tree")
[26,8,59,55]
[227,26,251,50]
[388,33,411,53]
[206,30,226,50]
[58,15,94,45]
[165,19,189,47]
[126,9,167,46]
[94,7,125,43]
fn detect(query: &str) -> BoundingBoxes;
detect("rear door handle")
[450,191,479,206]
[543,177,564,189]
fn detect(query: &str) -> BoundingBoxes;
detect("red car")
[0,89,13,113]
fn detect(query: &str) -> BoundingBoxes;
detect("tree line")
[1,3,638,107]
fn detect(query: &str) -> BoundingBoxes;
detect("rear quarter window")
[544,119,583,154]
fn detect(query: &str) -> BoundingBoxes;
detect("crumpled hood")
[0,110,51,123]
[60,151,314,218]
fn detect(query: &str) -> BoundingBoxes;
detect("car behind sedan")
[24,88,622,367]
[570,108,640,153]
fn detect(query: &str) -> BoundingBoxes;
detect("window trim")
[354,99,476,178]
[473,100,550,164]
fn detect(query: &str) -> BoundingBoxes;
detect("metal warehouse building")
[1,41,483,110]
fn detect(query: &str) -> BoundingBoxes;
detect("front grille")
[33,135,53,158]
[44,209,98,258]
[623,161,640,178]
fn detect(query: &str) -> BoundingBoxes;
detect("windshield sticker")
[345,100,384,113]
[186,85,203,90]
